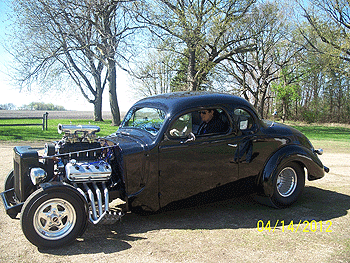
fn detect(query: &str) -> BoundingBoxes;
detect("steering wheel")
[144,126,158,132]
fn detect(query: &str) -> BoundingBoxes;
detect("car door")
[158,109,240,208]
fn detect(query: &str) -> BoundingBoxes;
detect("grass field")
[0,116,349,143]
[0,119,118,141]
[287,122,350,142]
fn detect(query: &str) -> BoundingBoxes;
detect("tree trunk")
[108,59,121,126]
[187,47,197,91]
[94,90,103,121]
[282,98,287,123]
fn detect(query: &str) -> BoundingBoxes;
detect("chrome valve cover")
[65,160,112,182]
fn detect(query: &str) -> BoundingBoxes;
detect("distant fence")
[0,112,48,130]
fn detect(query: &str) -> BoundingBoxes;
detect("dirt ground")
[0,141,349,263]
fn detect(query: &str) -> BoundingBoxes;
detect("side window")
[169,108,230,138]
[169,113,193,137]
[234,108,254,131]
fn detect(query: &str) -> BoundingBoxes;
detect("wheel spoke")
[277,167,297,197]
[57,207,69,220]
[38,210,52,222]
[42,221,53,232]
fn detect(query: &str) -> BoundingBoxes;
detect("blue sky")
[0,1,135,111]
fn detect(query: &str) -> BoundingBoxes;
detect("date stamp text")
[257,220,332,233]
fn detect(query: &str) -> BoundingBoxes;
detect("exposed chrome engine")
[32,124,123,224]
[58,124,100,143]
[65,159,112,182]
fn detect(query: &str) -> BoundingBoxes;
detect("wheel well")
[258,158,306,198]
[291,161,306,176]
[39,182,89,214]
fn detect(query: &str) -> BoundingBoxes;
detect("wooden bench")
[0,112,48,130]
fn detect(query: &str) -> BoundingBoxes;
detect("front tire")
[4,170,14,191]
[4,170,17,206]
[20,187,87,248]
[271,162,305,208]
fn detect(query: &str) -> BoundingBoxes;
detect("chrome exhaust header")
[76,183,122,225]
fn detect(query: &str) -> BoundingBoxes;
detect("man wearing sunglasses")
[198,109,226,135]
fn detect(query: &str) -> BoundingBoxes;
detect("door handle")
[228,143,237,148]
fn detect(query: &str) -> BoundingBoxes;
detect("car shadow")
[41,184,350,255]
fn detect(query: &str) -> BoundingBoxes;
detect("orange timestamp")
[257,220,332,233]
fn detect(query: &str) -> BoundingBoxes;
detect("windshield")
[120,107,166,136]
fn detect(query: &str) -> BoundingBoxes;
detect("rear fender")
[258,145,325,197]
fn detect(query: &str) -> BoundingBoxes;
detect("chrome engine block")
[65,160,112,182]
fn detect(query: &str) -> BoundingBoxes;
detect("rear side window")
[234,108,254,131]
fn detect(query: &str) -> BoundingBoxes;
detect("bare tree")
[133,49,176,97]
[300,0,350,62]
[9,0,135,125]
[218,2,303,117]
[132,0,256,91]
[296,0,350,123]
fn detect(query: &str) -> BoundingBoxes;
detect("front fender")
[258,145,325,197]
[39,182,89,213]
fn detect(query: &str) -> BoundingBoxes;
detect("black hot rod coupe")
[1,92,329,248]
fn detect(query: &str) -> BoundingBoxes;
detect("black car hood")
[103,129,153,155]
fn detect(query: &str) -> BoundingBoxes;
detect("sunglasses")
[199,111,208,115]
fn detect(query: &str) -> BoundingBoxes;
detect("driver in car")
[197,109,227,135]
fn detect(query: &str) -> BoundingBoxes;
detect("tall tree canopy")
[132,0,256,91]
[295,0,350,123]
[214,1,302,117]
[301,0,350,61]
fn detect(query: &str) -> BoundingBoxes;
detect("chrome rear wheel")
[276,167,297,198]
[271,162,305,208]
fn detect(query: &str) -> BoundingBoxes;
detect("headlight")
[30,168,47,185]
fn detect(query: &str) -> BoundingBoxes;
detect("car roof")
[132,91,254,115]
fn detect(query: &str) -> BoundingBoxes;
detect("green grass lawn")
[289,124,350,142]
[0,118,349,143]
[285,122,350,153]
[0,119,118,141]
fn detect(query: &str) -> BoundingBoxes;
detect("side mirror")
[181,132,196,144]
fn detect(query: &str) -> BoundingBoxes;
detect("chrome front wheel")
[33,198,77,240]
[21,187,87,248]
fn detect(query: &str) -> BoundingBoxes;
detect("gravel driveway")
[0,141,349,263]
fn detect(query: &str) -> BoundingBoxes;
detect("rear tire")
[271,162,305,208]
[20,187,87,248]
